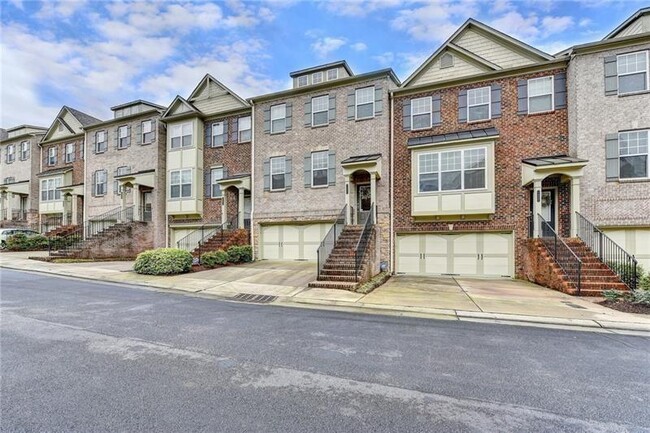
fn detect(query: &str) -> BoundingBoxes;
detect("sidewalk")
[2,251,650,334]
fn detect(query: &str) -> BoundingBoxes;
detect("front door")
[142,191,152,221]
[357,184,371,224]
[530,189,556,236]
[244,194,251,229]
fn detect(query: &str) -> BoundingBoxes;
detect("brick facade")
[40,136,85,185]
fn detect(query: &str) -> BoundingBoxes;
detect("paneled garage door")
[260,223,331,261]
[601,227,650,270]
[396,232,513,277]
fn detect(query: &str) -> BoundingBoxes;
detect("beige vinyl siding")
[410,54,488,86]
[454,29,538,69]
[615,15,650,38]
[192,95,245,116]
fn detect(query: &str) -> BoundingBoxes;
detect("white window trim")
[297,76,308,87]
[312,71,323,84]
[142,120,154,144]
[327,69,338,80]
[417,153,438,194]
[467,86,491,123]
[311,151,329,188]
[20,141,29,160]
[411,96,432,131]
[169,168,193,199]
[95,130,108,153]
[417,146,488,194]
[7,144,15,162]
[269,156,286,191]
[527,76,554,114]
[355,86,375,120]
[210,167,224,198]
[617,51,650,96]
[270,104,286,134]
[94,170,107,196]
[618,130,649,180]
[40,177,62,202]
[117,125,129,149]
[170,122,193,150]
[311,96,329,127]
[238,116,252,142]
[211,121,225,147]
[65,143,75,163]
[48,147,57,165]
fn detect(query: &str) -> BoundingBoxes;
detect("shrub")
[226,245,252,263]
[5,233,49,251]
[607,261,647,290]
[639,274,650,292]
[631,289,650,306]
[134,248,192,275]
[201,250,229,268]
[602,289,624,302]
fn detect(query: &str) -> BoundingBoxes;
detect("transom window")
[6,144,15,163]
[117,125,130,149]
[170,123,192,149]
[312,71,323,84]
[619,130,649,179]
[212,121,226,147]
[94,170,107,196]
[527,76,554,114]
[142,120,154,144]
[238,116,252,142]
[270,156,286,191]
[411,97,432,130]
[311,151,329,187]
[418,147,486,193]
[327,69,338,80]
[312,95,329,126]
[65,142,75,163]
[170,169,192,198]
[211,167,224,198]
[355,86,375,120]
[95,130,107,153]
[617,51,649,94]
[48,147,57,165]
[467,86,491,122]
[20,141,29,160]
[40,177,62,201]
[271,104,286,133]
[297,76,308,87]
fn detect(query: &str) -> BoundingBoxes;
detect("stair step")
[317,275,358,282]
[308,280,359,290]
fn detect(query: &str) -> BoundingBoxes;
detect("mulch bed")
[598,300,650,315]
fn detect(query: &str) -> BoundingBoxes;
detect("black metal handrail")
[354,203,375,281]
[316,205,347,276]
[576,211,638,291]
[177,212,241,260]
[41,214,64,234]
[538,214,582,294]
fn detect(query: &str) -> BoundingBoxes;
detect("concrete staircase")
[193,228,250,257]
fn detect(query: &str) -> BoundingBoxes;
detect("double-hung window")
[327,69,338,80]
[211,167,224,198]
[117,125,130,149]
[619,130,649,179]
[170,169,192,198]
[212,122,226,147]
[270,156,286,191]
[467,86,491,121]
[411,97,432,130]
[95,130,107,153]
[527,76,554,113]
[418,147,486,193]
[297,76,308,87]
[617,51,649,94]
[48,147,57,165]
[418,153,439,192]
[238,116,252,142]
[270,104,286,133]
[65,143,75,163]
[41,178,62,201]
[355,86,374,119]
[94,170,107,196]
[312,96,329,126]
[312,71,323,84]
[171,123,192,149]
[6,144,15,163]
[311,151,328,187]
[20,141,29,160]
[142,120,154,144]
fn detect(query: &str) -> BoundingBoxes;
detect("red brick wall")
[40,137,85,184]
[393,68,570,277]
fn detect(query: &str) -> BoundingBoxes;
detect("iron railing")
[41,215,64,234]
[11,209,27,221]
[576,211,638,291]
[354,203,375,281]
[316,205,347,275]
[538,214,582,294]
[177,212,241,262]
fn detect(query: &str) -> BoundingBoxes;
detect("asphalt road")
[1,269,649,433]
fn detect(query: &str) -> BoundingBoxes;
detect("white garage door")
[601,228,650,270]
[260,223,330,261]
[397,232,513,277]
[171,228,198,250]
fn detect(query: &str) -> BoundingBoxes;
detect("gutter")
[389,91,395,274]
[250,105,256,259]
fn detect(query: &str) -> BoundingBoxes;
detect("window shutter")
[374,86,383,115]
[328,94,336,123]
[604,56,618,96]
[286,103,293,131]
[347,91,355,120]
[328,151,336,186]
[136,122,142,145]
[554,73,567,109]
[304,100,312,127]
[42,149,48,168]
[223,120,228,138]
[205,123,212,147]
[263,160,270,191]
[205,170,212,198]
[285,157,292,190]
[491,84,502,118]
[263,107,271,133]
[432,95,441,125]
[605,133,619,181]
[91,132,97,153]
[114,178,119,195]
[517,79,528,114]
[126,125,131,147]
[223,166,228,178]
[402,99,411,131]
[91,171,97,197]
[114,129,119,149]
[458,90,467,123]
[304,154,312,187]
[151,119,157,142]
[231,118,238,143]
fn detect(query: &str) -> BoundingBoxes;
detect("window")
[95,130,107,153]
[117,125,130,149]
[311,151,328,187]
[312,71,323,84]
[65,142,75,163]
[355,86,374,119]
[6,144,15,163]
[467,86,491,122]
[270,104,286,133]
[327,69,338,80]
[619,130,649,179]
[41,178,62,201]
[48,147,57,165]
[142,120,154,144]
[4,177,15,184]
[170,169,192,198]
[171,123,192,149]
[20,141,29,160]
[297,76,308,87]
[238,116,251,142]
[270,156,286,191]
[411,97,432,130]
[312,96,329,126]
[418,147,486,193]
[527,76,553,113]
[211,167,224,198]
[212,122,226,146]
[617,51,649,94]
[114,166,130,195]
[94,170,107,196]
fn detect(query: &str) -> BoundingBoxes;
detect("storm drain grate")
[232,293,278,304]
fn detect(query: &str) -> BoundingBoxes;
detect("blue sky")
[1,0,646,128]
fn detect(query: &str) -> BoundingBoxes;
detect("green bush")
[639,274,650,292]
[607,261,647,290]
[134,248,193,275]
[201,250,229,268]
[602,289,624,302]
[226,245,252,263]
[5,233,49,251]
[631,289,650,306]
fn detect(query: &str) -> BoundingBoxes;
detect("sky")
[0,0,647,128]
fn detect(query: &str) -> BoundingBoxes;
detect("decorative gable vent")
[440,52,454,69]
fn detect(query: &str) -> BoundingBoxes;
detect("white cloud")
[489,11,540,41]
[36,0,88,19]
[321,0,404,17]
[372,52,395,66]
[391,0,479,42]
[350,42,368,51]
[579,18,592,27]
[541,16,574,34]
[310,37,347,58]
[7,0,23,10]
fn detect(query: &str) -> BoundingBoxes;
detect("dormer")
[111,100,165,119]
[289,60,354,89]
[4,125,47,140]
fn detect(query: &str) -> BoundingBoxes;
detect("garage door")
[171,228,197,250]
[396,232,513,277]
[601,228,650,270]
[260,223,330,261]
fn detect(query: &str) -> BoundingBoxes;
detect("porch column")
[62,195,69,225]
[71,194,79,225]
[221,192,227,225]
[120,187,127,212]
[370,173,377,223]
[132,184,140,222]
[238,187,245,229]
[570,177,581,237]
[7,193,13,221]
[533,180,542,237]
[0,191,6,221]
[344,175,352,225]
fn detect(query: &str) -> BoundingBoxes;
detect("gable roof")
[64,106,102,127]
[110,99,166,112]
[605,7,650,39]
[41,106,102,143]
[187,74,250,107]
[160,95,202,120]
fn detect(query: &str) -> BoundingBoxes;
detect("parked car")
[0,228,40,249]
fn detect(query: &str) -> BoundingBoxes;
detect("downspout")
[389,91,394,274]
[249,103,256,259]
[82,131,87,238]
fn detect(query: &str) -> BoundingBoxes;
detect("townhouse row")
[1,10,649,292]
